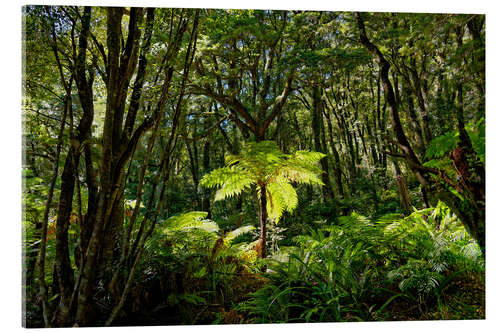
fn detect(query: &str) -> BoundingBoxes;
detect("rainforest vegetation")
[22,6,485,327]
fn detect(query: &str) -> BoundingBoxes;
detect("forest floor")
[24,266,485,327]
[121,270,485,325]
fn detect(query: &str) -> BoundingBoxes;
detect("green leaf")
[424,131,459,159]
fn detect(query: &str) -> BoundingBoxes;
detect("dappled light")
[22,6,485,327]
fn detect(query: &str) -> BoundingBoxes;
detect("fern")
[161,211,219,233]
[201,141,324,223]
[424,131,459,160]
[200,166,255,201]
[266,180,298,221]
[225,225,256,243]
[240,202,484,322]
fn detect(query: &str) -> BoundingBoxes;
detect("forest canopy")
[22,6,485,327]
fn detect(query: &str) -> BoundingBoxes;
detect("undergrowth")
[110,202,484,325]
[234,202,484,323]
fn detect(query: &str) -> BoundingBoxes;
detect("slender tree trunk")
[100,178,125,278]
[184,134,201,208]
[78,145,97,268]
[404,83,426,159]
[322,107,344,198]
[202,137,211,216]
[51,5,95,326]
[36,80,71,328]
[312,85,334,202]
[257,184,268,258]
[320,104,335,200]
[393,160,411,214]
[53,146,78,326]
[408,61,432,146]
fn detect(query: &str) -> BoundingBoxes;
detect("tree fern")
[201,141,324,223]
[200,141,325,258]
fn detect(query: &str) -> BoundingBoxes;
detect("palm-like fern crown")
[200,141,325,222]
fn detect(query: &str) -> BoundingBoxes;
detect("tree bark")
[403,82,426,159]
[52,6,94,326]
[36,80,72,328]
[202,121,212,216]
[393,160,411,214]
[75,7,152,324]
[323,106,344,198]
[311,85,334,202]
[104,10,199,326]
[257,184,268,258]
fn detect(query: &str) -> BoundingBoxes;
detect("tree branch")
[260,73,294,135]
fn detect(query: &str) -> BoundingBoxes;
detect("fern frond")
[201,166,256,201]
[266,181,298,222]
[214,176,255,201]
[277,164,324,185]
[162,211,219,233]
[225,225,256,243]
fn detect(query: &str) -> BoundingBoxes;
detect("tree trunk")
[393,160,411,214]
[51,6,95,326]
[407,59,432,146]
[184,134,201,208]
[312,85,334,202]
[53,145,78,326]
[202,137,211,217]
[404,82,426,159]
[36,82,71,327]
[104,11,199,326]
[257,184,268,258]
[322,107,344,198]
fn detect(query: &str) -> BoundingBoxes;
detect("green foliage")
[161,211,219,233]
[424,131,459,160]
[23,168,50,223]
[266,180,298,221]
[144,211,259,263]
[467,118,485,164]
[22,7,485,326]
[225,225,256,244]
[424,118,485,165]
[201,167,254,201]
[133,210,264,323]
[238,203,484,322]
[201,141,324,223]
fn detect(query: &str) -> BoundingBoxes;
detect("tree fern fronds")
[266,181,298,222]
[291,150,326,165]
[200,166,255,190]
[277,165,324,185]
[214,176,255,201]
[161,211,219,233]
[200,140,324,259]
[225,225,256,244]
[460,242,482,260]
